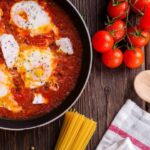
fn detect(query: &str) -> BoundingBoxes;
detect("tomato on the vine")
[106,20,126,42]
[92,31,114,53]
[107,0,129,19]
[139,4,150,30]
[124,48,144,68]
[131,0,150,13]
[102,48,123,68]
[127,27,150,47]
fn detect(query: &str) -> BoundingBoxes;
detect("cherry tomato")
[106,20,126,42]
[127,27,150,47]
[139,4,150,30]
[107,0,129,19]
[102,48,123,68]
[131,0,150,13]
[92,30,114,53]
[124,48,144,68]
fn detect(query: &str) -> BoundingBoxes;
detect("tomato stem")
[113,44,118,50]
[125,6,130,27]
[126,34,134,48]
[115,36,126,45]
[132,0,138,5]
[127,43,134,50]
[128,0,144,16]
[127,20,133,27]
[112,0,122,6]
[105,16,114,25]
[113,7,129,20]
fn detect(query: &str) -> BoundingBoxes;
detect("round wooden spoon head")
[134,70,150,103]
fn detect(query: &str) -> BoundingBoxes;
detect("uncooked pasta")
[55,111,97,150]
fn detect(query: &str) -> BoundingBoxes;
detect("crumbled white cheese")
[32,93,47,104]
[0,34,19,68]
[56,38,73,55]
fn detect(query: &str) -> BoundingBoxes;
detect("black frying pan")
[0,0,93,130]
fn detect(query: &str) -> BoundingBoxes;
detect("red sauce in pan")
[0,0,83,119]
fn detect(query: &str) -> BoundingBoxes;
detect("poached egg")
[16,45,55,89]
[10,1,59,36]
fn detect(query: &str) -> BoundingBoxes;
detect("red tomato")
[131,0,150,13]
[106,20,126,42]
[124,48,144,68]
[102,48,123,68]
[127,27,150,47]
[107,0,129,19]
[139,4,150,30]
[92,31,114,53]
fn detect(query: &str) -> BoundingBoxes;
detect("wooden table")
[0,0,150,150]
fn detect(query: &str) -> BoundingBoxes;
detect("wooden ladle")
[134,70,150,103]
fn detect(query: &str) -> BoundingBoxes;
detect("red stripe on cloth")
[109,125,150,150]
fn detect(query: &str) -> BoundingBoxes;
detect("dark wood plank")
[0,0,149,150]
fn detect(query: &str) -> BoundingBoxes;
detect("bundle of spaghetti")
[55,111,97,150]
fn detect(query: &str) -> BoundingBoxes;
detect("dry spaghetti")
[55,111,97,150]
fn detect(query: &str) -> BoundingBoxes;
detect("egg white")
[16,45,55,89]
[10,1,59,36]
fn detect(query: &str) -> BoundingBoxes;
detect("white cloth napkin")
[96,100,150,150]
[106,138,137,150]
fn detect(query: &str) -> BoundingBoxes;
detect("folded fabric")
[96,100,150,150]
[106,138,137,150]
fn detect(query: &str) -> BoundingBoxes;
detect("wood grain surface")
[0,0,149,150]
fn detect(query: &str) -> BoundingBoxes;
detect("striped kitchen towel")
[96,100,150,150]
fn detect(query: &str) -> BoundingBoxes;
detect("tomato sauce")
[0,0,83,119]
